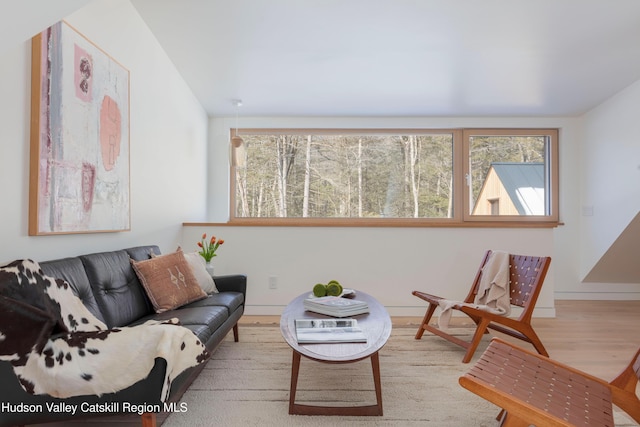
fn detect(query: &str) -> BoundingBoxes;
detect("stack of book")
[303,296,369,317]
[295,318,367,344]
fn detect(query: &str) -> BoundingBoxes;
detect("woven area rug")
[163,325,638,427]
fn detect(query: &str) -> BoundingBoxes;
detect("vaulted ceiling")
[130,0,640,117]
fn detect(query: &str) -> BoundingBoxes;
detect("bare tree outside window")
[233,132,453,219]
[230,128,559,226]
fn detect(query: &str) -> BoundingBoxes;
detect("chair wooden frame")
[459,337,640,426]
[412,250,551,363]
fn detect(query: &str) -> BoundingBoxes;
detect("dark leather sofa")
[0,245,246,427]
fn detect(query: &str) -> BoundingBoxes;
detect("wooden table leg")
[289,350,302,415]
[288,350,383,416]
[370,351,383,416]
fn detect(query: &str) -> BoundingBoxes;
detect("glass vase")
[205,262,214,277]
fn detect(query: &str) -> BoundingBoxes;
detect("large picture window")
[230,128,559,227]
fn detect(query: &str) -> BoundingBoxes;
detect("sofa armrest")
[213,274,247,299]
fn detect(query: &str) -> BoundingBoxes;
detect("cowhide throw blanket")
[0,259,209,401]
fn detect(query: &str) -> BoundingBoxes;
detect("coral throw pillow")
[132,249,206,313]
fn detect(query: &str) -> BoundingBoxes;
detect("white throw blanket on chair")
[438,251,511,330]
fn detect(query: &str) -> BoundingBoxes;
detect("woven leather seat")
[460,338,640,427]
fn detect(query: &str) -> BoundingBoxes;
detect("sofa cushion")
[80,250,152,328]
[131,250,207,313]
[185,292,244,316]
[132,305,228,348]
[176,324,212,345]
[40,257,106,325]
[183,251,218,294]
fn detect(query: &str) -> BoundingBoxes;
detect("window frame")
[228,128,560,228]
[462,128,559,224]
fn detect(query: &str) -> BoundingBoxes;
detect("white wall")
[185,115,589,316]
[0,0,93,57]
[570,79,640,297]
[581,79,640,273]
[0,0,208,263]
[184,224,556,317]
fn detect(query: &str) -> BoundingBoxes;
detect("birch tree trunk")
[302,135,311,217]
[357,138,363,217]
[271,176,279,217]
[408,135,420,217]
[257,181,264,217]
[275,136,286,217]
[235,168,249,216]
[274,135,299,217]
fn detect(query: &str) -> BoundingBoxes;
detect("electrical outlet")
[268,276,278,289]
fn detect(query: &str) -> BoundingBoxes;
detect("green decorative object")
[326,281,343,296]
[313,283,327,297]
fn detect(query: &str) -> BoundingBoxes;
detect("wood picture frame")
[29,21,130,235]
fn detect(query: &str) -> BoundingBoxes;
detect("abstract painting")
[29,21,130,235]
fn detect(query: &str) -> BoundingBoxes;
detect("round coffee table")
[280,290,392,416]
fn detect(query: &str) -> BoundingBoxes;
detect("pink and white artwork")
[30,21,130,235]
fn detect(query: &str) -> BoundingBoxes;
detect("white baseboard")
[243,305,557,318]
[382,306,556,318]
[555,292,640,300]
[244,305,286,316]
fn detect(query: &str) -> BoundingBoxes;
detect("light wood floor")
[33,300,640,426]
[242,299,640,380]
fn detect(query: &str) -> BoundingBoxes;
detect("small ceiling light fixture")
[230,99,246,167]
[231,99,244,148]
